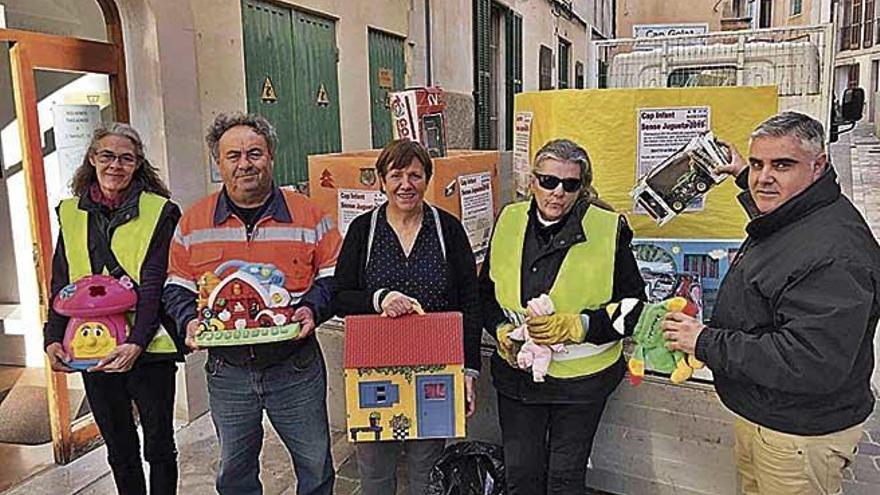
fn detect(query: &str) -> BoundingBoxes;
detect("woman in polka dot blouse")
[332,139,482,495]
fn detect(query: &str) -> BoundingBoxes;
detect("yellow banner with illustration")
[513,86,778,239]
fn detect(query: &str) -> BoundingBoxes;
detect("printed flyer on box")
[458,172,494,263]
[337,189,386,236]
[512,112,534,200]
[636,107,710,211]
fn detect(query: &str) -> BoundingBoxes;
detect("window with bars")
[475,0,521,150]
[683,254,719,279]
[558,38,571,89]
[866,1,875,48]
[791,0,803,16]
[575,61,584,89]
[842,0,854,50]
[853,0,863,49]
[539,45,553,90]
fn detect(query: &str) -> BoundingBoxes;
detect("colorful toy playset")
[194,260,301,347]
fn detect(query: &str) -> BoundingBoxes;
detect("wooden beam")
[10,42,73,464]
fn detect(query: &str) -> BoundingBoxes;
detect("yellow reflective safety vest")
[59,192,177,354]
[489,201,622,378]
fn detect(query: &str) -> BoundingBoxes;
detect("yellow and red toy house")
[343,312,466,442]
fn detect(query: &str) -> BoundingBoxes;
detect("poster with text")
[52,104,101,196]
[513,112,533,200]
[637,106,710,211]
[458,172,494,263]
[337,189,386,236]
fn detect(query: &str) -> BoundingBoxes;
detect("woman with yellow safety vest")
[43,123,183,495]
[479,139,646,495]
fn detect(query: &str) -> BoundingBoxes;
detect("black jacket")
[479,199,646,403]
[43,181,184,363]
[333,204,483,373]
[697,167,880,435]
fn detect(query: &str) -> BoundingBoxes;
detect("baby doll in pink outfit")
[508,294,565,382]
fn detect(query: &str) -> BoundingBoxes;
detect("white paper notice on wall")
[458,172,494,263]
[51,104,101,200]
[636,106,710,212]
[337,189,386,236]
[512,112,533,200]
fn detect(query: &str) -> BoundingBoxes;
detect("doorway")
[0,0,127,487]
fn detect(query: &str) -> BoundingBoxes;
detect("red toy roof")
[344,312,463,368]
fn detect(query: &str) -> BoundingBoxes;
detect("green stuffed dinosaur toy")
[627,297,704,385]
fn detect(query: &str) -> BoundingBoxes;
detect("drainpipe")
[425,0,433,86]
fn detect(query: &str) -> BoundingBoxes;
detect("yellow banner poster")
[514,86,778,239]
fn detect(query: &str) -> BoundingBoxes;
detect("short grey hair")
[533,138,614,210]
[750,111,826,156]
[206,112,277,161]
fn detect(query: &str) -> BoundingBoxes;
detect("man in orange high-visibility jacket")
[163,113,341,495]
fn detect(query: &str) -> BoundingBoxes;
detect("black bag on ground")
[425,441,505,495]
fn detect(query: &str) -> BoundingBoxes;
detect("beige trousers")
[734,416,862,495]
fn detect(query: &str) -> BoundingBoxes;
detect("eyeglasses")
[534,172,581,193]
[94,150,138,167]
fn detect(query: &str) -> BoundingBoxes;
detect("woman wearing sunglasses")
[479,139,645,495]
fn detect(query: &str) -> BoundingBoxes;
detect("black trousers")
[82,360,178,495]
[497,393,608,495]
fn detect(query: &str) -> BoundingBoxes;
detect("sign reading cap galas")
[633,23,709,39]
[632,23,709,51]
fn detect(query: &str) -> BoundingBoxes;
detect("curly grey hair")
[750,111,825,156]
[206,112,278,161]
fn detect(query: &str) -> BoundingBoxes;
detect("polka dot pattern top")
[364,204,451,312]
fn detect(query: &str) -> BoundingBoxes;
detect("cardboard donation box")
[309,149,500,261]
[390,87,447,157]
[343,312,465,442]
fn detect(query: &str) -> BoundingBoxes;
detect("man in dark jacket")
[663,111,880,495]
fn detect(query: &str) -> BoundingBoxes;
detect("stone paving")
[838,123,880,494]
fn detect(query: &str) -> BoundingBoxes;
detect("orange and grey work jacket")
[164,187,341,333]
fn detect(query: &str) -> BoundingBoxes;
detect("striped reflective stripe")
[551,341,617,361]
[179,226,325,246]
[316,265,335,279]
[502,308,526,326]
[165,275,197,292]
[172,225,188,248]
[315,216,335,242]
[251,226,317,243]
[179,227,247,246]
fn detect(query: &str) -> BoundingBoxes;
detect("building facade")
[834,0,880,122]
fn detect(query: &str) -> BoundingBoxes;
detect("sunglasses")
[534,173,581,193]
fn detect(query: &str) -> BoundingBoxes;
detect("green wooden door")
[368,29,405,148]
[291,9,341,185]
[242,2,341,187]
[241,0,297,184]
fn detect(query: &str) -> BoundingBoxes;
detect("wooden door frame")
[1,25,128,463]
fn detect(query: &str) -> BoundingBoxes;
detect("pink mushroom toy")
[53,274,138,370]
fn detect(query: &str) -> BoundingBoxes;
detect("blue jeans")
[356,439,445,495]
[206,348,335,495]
